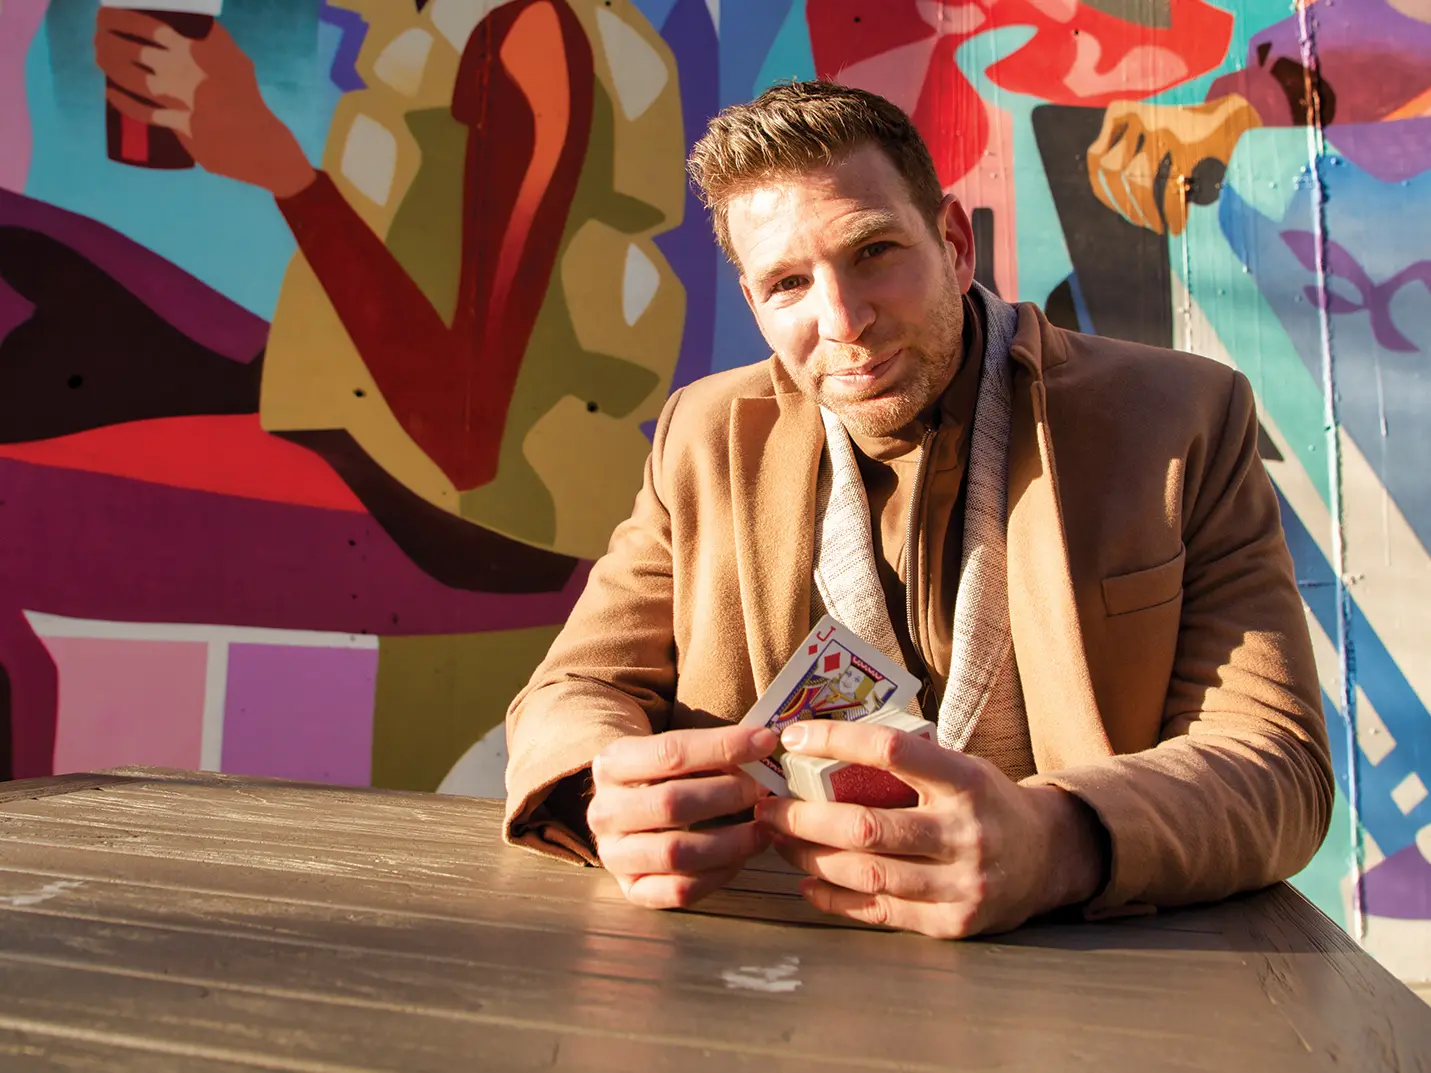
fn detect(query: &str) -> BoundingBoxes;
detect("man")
[504,81,1333,938]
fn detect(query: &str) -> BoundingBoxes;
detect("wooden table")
[0,769,1428,1072]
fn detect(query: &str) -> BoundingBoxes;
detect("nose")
[813,269,874,345]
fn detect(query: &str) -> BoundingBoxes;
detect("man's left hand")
[755,720,1108,938]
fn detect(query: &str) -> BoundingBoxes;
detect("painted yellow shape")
[369,625,562,792]
[522,395,656,557]
[263,0,685,559]
[561,221,684,381]
[373,27,436,97]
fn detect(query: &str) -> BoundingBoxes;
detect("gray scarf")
[810,285,1033,774]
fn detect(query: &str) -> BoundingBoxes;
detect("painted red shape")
[277,0,595,491]
[807,0,1233,186]
[0,415,365,512]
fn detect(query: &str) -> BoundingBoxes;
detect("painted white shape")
[24,611,378,650]
[704,0,719,33]
[1391,772,1428,815]
[373,28,435,97]
[1361,909,1431,982]
[722,956,802,993]
[1356,686,1397,766]
[1364,829,1385,869]
[0,880,83,908]
[341,113,399,207]
[595,8,668,121]
[436,721,508,799]
[622,243,659,326]
[428,0,513,50]
[200,640,228,772]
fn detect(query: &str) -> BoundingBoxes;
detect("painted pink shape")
[221,644,377,787]
[0,0,50,193]
[44,637,208,775]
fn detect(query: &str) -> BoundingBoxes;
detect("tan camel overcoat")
[503,302,1333,913]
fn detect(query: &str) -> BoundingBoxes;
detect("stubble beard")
[806,277,964,438]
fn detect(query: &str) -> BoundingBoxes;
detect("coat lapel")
[1006,309,1112,770]
[730,387,824,693]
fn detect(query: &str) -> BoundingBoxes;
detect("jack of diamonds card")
[738,616,920,795]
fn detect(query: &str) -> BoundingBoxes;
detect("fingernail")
[753,799,772,822]
[782,724,809,750]
[751,727,778,750]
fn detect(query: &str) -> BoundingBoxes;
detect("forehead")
[725,145,924,273]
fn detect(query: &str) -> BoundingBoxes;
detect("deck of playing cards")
[738,616,921,798]
[783,708,935,808]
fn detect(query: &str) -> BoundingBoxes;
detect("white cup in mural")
[101,0,223,170]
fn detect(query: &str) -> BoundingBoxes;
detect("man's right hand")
[587,725,779,909]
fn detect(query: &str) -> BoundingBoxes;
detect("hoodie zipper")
[904,427,937,708]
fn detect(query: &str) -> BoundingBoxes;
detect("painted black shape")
[971,207,999,296]
[1270,57,1338,126]
[1031,104,1172,349]
[1044,277,1081,334]
[0,228,263,443]
[1257,421,1284,462]
[279,428,580,594]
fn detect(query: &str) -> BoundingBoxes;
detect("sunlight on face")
[729,144,971,436]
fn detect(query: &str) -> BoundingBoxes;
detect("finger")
[778,719,973,795]
[96,8,172,44]
[800,878,972,939]
[593,725,778,787]
[587,772,759,837]
[598,821,769,878]
[619,864,745,910]
[774,837,940,899]
[757,796,942,855]
[1120,150,1164,235]
[105,86,189,135]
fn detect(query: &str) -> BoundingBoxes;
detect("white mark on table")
[0,881,84,907]
[722,956,802,993]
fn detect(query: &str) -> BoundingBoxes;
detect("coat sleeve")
[502,388,684,863]
[1031,370,1335,912]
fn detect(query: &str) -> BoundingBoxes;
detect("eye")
[770,275,806,296]
[858,241,896,260]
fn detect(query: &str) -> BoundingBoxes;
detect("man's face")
[729,144,977,436]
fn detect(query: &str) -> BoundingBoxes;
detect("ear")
[937,194,977,293]
[739,275,757,316]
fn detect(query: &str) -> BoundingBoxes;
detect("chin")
[828,394,922,437]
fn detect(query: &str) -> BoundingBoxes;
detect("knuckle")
[646,784,683,828]
[652,733,685,775]
[848,808,884,851]
[863,896,894,928]
[855,856,889,895]
[874,728,905,770]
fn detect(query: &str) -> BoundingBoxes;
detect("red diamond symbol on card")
[807,644,818,655]
[824,653,843,673]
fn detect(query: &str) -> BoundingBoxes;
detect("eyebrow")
[750,210,909,292]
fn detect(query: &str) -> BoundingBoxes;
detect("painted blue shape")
[753,0,815,91]
[719,0,793,106]
[24,6,344,320]
[1278,487,1431,860]
[638,0,683,33]
[319,2,368,92]
[1225,132,1431,554]
[654,0,720,391]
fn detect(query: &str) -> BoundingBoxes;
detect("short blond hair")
[687,80,944,264]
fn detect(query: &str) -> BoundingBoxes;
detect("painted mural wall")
[2,0,1428,979]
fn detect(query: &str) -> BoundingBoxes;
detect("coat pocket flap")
[1101,545,1186,616]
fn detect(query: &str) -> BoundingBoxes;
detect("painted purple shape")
[654,0,720,394]
[0,457,590,778]
[319,2,369,93]
[0,189,269,364]
[221,643,377,786]
[1362,841,1431,920]
[1328,118,1431,185]
[0,0,48,194]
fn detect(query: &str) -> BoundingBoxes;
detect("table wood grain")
[0,767,1426,1072]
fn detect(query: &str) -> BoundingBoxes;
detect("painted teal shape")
[1291,770,1355,931]
[753,0,816,92]
[720,0,794,107]
[23,12,343,320]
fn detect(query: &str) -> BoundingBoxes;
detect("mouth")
[825,350,902,392]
